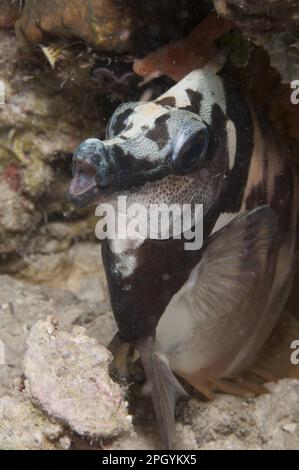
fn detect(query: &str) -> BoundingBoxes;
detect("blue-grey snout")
[68,138,111,207]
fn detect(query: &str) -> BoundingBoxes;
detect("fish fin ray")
[190,205,278,323]
[138,338,187,449]
[214,378,254,397]
[178,372,215,400]
[181,372,268,398]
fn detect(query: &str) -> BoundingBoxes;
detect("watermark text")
[95,196,203,250]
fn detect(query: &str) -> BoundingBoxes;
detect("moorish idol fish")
[68,68,299,449]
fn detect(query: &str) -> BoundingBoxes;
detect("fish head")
[68,86,228,216]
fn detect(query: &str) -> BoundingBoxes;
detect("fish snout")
[67,138,111,207]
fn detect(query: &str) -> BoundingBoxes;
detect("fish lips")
[68,142,111,207]
[67,167,111,207]
[67,180,101,207]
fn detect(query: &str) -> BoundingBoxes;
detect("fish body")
[68,67,298,448]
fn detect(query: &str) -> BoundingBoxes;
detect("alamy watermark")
[0,340,5,365]
[94,196,203,250]
[290,80,299,105]
[290,339,299,365]
[0,80,5,105]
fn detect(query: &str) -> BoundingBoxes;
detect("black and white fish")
[68,67,299,449]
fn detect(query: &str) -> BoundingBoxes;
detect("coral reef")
[0,29,103,255]
[214,0,298,38]
[16,0,135,53]
[15,0,210,55]
[0,275,299,450]
[0,0,21,29]
[133,12,231,81]
[214,0,299,83]
[0,0,299,451]
[211,1,299,154]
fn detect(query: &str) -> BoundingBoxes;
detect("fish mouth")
[67,160,100,207]
[67,184,100,208]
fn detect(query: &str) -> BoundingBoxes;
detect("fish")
[68,66,299,449]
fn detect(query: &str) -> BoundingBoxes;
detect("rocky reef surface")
[1,275,299,450]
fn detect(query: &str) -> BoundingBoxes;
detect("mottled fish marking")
[68,67,298,449]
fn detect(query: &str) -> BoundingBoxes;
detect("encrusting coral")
[133,12,231,82]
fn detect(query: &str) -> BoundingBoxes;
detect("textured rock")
[23,317,132,440]
[0,274,115,394]
[1,241,107,304]
[0,29,103,255]
[0,394,67,450]
[0,181,40,253]
[16,0,136,53]
[214,0,299,37]
[105,379,299,450]
[0,31,84,165]
[263,32,299,84]
[176,379,299,450]
[0,0,21,29]
[15,0,211,55]
[214,0,299,82]
[0,275,299,449]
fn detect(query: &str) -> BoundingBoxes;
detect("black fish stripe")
[109,106,135,136]
[208,103,227,161]
[145,114,170,150]
[155,96,177,108]
[185,89,203,113]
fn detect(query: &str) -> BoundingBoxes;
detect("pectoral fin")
[137,337,187,449]
[180,206,281,394]
[189,205,278,325]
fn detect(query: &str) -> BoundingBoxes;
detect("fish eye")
[172,128,209,174]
